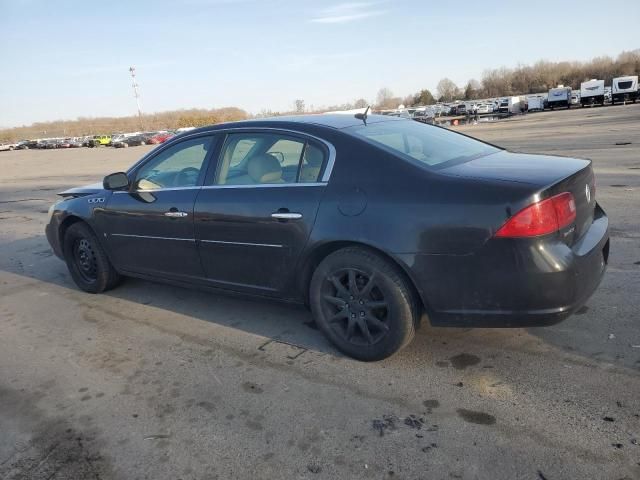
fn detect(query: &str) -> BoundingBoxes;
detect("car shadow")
[4,234,628,369]
[1,234,504,364]
[0,234,348,356]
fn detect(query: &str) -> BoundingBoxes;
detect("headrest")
[248,154,282,183]
[304,144,324,167]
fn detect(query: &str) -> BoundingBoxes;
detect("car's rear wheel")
[310,247,417,361]
[63,222,120,293]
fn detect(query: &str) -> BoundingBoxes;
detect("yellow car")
[89,135,111,147]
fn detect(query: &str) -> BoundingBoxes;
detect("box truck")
[497,96,522,114]
[580,79,605,106]
[611,76,638,104]
[547,86,572,109]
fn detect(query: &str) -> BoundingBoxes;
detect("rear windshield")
[346,120,499,168]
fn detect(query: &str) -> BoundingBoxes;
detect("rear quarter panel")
[308,141,533,257]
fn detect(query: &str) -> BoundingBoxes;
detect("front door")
[98,135,217,280]
[194,130,330,294]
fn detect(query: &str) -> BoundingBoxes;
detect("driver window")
[135,136,212,190]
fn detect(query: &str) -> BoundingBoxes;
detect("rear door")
[98,134,218,280]
[194,129,332,294]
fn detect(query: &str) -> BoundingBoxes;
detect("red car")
[146,132,174,144]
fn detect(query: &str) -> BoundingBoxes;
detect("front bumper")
[45,212,65,260]
[400,203,610,327]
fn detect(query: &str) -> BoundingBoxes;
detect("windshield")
[346,120,499,168]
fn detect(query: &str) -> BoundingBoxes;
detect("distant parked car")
[112,134,147,148]
[147,132,174,144]
[476,104,491,114]
[0,142,18,151]
[15,141,36,150]
[456,104,467,115]
[57,139,72,148]
[89,135,112,148]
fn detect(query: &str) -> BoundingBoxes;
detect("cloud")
[280,51,364,71]
[311,2,386,24]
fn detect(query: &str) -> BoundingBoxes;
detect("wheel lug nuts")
[360,311,365,316]
[351,313,356,318]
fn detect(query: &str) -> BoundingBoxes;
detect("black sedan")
[45,114,609,360]
[112,134,152,148]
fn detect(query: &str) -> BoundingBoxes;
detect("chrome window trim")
[110,233,195,242]
[113,182,326,194]
[200,239,283,248]
[126,127,337,183]
[113,186,202,194]
[201,182,325,190]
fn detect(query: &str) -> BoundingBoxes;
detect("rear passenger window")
[267,139,304,170]
[214,133,326,185]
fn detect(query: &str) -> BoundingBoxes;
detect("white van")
[580,79,605,106]
[611,76,638,104]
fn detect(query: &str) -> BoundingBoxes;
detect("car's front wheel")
[310,247,417,361]
[63,222,120,293]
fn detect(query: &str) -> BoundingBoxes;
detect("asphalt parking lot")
[1,105,639,479]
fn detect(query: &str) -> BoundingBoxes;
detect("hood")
[439,150,590,187]
[58,182,105,198]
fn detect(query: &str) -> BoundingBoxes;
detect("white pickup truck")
[0,142,19,151]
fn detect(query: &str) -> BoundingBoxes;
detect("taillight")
[495,192,576,238]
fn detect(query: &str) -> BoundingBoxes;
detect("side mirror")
[103,172,129,190]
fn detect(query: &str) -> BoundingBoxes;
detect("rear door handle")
[164,211,188,218]
[271,212,302,220]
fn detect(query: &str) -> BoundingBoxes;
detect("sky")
[1,0,639,127]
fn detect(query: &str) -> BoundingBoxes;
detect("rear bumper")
[400,203,609,327]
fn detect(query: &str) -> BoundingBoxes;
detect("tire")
[63,222,120,293]
[310,247,417,361]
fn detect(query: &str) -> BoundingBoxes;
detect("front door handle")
[164,210,188,218]
[271,212,302,220]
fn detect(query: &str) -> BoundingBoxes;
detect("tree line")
[0,107,248,142]
[380,49,640,107]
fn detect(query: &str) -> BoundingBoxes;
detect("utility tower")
[129,66,144,130]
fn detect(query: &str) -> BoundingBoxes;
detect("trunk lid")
[441,151,596,244]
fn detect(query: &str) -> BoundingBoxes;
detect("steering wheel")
[175,167,200,186]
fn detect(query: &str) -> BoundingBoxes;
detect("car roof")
[185,113,405,136]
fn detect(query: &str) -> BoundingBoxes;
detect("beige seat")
[224,153,284,185]
[299,144,324,183]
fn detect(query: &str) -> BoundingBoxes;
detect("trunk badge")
[585,184,591,203]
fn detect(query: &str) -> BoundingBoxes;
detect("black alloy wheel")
[320,268,390,346]
[310,247,417,361]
